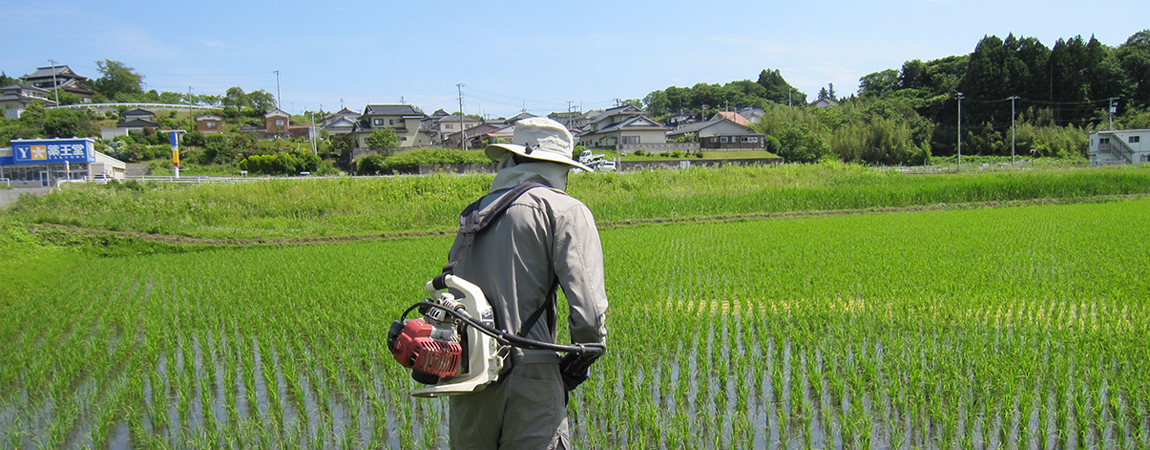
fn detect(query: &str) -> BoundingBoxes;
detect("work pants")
[449,362,569,450]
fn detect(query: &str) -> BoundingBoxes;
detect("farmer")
[446,117,609,449]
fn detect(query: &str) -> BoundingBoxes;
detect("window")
[373,119,384,126]
[275,119,285,127]
[1130,136,1141,143]
[445,124,454,129]
[206,121,217,129]
[621,136,640,145]
[1099,138,1110,144]
[720,136,729,143]
[743,136,758,143]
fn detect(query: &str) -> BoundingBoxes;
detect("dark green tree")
[859,69,900,97]
[42,108,94,138]
[365,127,399,156]
[1117,30,1150,107]
[91,60,144,99]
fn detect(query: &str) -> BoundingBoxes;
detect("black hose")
[411,301,605,358]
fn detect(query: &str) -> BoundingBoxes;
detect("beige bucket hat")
[484,117,593,172]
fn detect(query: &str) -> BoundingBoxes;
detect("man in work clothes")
[447,117,609,450]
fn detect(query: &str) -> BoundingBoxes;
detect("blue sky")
[3,0,1147,119]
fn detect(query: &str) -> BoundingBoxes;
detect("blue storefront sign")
[10,138,95,165]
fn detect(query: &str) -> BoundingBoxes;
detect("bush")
[776,123,831,163]
[239,151,320,175]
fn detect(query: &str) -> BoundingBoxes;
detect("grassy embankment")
[4,162,1149,240]
[1,162,1148,304]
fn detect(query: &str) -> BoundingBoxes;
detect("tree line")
[643,30,1150,165]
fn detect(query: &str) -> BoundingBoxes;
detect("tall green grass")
[4,163,1149,239]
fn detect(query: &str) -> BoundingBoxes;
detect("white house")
[576,105,669,149]
[1089,129,1150,166]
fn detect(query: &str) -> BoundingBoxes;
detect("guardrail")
[47,102,217,112]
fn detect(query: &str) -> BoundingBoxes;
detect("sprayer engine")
[387,292,469,385]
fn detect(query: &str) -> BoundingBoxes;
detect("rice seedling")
[2,189,1148,448]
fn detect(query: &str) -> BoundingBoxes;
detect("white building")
[1089,129,1150,166]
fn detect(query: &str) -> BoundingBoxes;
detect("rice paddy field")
[2,187,1148,449]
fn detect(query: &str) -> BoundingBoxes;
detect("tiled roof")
[716,111,751,126]
[364,104,425,117]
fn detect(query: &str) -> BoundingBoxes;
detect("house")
[0,84,56,119]
[506,112,538,124]
[666,112,765,150]
[737,107,766,123]
[195,114,224,134]
[265,108,290,135]
[436,114,481,143]
[810,97,839,108]
[548,111,581,129]
[349,104,435,152]
[122,108,158,125]
[444,123,511,149]
[321,107,360,135]
[22,65,95,103]
[100,108,160,140]
[668,111,697,127]
[1089,129,1150,166]
[576,105,669,149]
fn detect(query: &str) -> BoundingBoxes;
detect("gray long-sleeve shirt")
[447,164,608,364]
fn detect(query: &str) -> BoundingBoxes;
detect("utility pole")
[49,59,59,105]
[1008,96,1020,164]
[1108,97,1117,130]
[309,111,318,156]
[956,92,964,171]
[457,83,465,150]
[274,70,281,109]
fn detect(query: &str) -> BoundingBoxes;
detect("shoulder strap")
[435,181,549,287]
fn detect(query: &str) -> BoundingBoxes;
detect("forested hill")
[643,30,1150,165]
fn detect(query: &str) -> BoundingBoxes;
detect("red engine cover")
[391,318,462,378]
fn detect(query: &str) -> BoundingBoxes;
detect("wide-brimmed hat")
[485,117,593,172]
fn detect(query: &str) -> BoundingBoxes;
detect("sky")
[3,0,1148,119]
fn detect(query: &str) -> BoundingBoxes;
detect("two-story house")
[22,65,95,103]
[195,114,224,134]
[576,105,669,149]
[321,107,360,135]
[265,108,290,135]
[0,84,56,119]
[349,104,435,153]
[1089,129,1150,166]
[436,114,481,144]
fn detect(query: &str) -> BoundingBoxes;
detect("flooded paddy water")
[2,199,1149,448]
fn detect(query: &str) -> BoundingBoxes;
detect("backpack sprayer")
[387,182,604,397]
[387,273,604,397]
